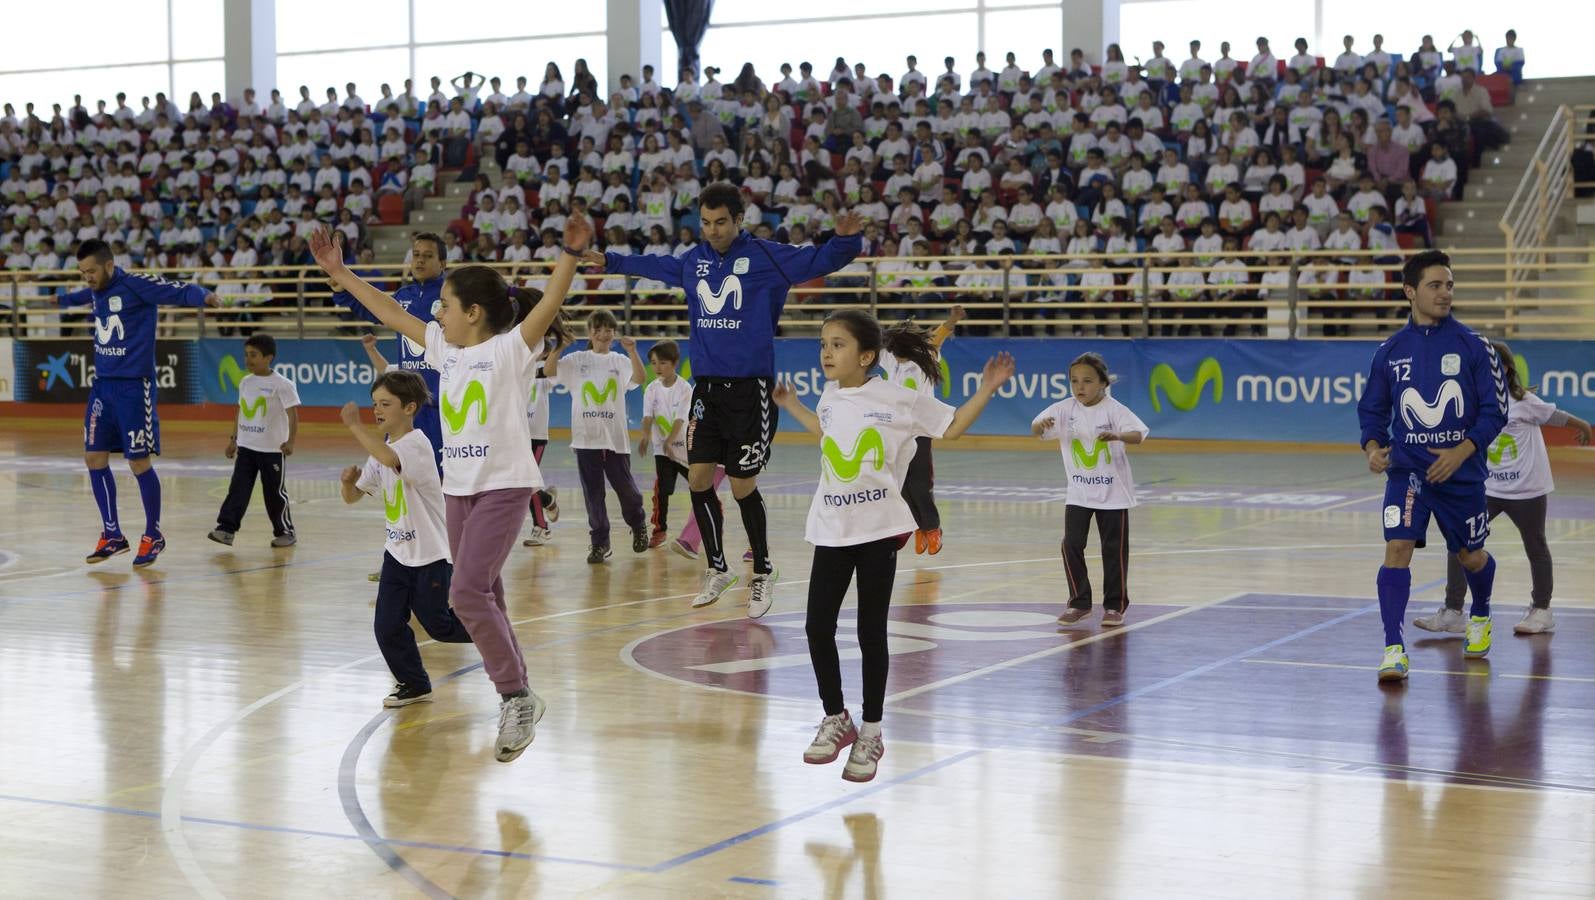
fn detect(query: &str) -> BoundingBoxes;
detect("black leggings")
[1444,494,1552,609]
[902,435,939,531]
[807,537,900,723]
[1061,504,1129,612]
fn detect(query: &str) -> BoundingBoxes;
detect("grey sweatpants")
[1444,494,1552,609]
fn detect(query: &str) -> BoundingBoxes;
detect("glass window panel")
[700,12,980,86]
[1119,0,1314,69]
[1319,0,1570,76]
[980,8,1065,67]
[2,1,168,70]
[274,0,407,54]
[986,0,1060,7]
[660,28,680,83]
[415,37,607,101]
[414,0,603,44]
[172,61,227,109]
[712,0,972,24]
[172,0,225,59]
[0,64,170,115]
[277,48,411,105]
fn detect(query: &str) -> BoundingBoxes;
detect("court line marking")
[1242,657,1595,683]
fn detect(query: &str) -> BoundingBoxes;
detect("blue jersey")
[337,275,444,402]
[58,268,209,380]
[1357,315,1507,482]
[605,231,861,377]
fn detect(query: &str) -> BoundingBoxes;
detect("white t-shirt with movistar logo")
[878,348,939,398]
[1033,396,1149,509]
[641,377,692,464]
[805,378,955,548]
[422,321,545,496]
[356,429,451,567]
[1485,392,1560,500]
[235,372,301,452]
[526,375,552,441]
[555,349,637,452]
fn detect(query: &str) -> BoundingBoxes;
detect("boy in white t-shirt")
[545,308,648,563]
[639,340,693,547]
[1032,352,1149,627]
[209,334,299,547]
[522,327,569,548]
[338,370,472,708]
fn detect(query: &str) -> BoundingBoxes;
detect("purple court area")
[628,595,1595,794]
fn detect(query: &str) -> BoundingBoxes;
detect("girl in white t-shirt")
[545,308,649,563]
[1425,341,1592,636]
[876,307,965,555]
[1031,352,1149,627]
[338,370,472,709]
[639,340,694,545]
[522,320,573,548]
[307,213,590,764]
[772,309,1015,783]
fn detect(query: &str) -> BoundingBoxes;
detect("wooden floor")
[2,418,1594,899]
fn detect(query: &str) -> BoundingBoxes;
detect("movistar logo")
[94,315,124,344]
[218,354,246,393]
[1399,379,1464,430]
[1149,358,1223,412]
[900,357,954,399]
[581,378,618,407]
[1487,433,1519,466]
[696,274,743,315]
[654,414,674,436]
[383,480,407,523]
[441,379,488,434]
[821,428,886,483]
[1070,438,1111,469]
[238,395,267,419]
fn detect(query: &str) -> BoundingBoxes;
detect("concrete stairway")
[367,156,504,260]
[1439,76,1595,336]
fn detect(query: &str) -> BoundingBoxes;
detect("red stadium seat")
[1395,232,1420,250]
[1477,73,1513,106]
[377,194,404,225]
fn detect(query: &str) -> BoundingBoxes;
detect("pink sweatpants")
[445,488,533,694]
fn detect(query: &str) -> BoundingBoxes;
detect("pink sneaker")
[671,538,699,560]
[803,712,856,764]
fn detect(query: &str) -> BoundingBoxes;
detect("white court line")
[1243,657,1595,684]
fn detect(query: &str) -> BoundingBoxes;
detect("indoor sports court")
[2,421,1593,897]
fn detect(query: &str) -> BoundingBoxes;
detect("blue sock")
[1377,566,1412,649]
[1465,553,1495,619]
[135,467,162,537]
[89,467,121,537]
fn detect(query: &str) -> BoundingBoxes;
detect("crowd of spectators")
[0,29,1524,331]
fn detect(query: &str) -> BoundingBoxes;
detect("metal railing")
[1498,104,1592,322]
[5,244,1592,343]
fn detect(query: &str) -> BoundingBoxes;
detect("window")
[0,64,170,113]
[698,12,980,86]
[173,61,228,109]
[5,1,168,70]
[414,37,608,101]
[710,0,971,24]
[274,0,407,54]
[413,0,604,44]
[980,8,1065,65]
[1119,0,1314,65]
[276,48,411,104]
[171,0,225,60]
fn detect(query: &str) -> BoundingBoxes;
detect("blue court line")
[728,876,781,886]
[1049,579,1448,728]
[645,749,984,874]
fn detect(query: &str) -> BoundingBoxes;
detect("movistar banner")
[15,338,1590,443]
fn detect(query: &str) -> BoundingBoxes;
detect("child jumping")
[209,333,299,548]
[307,213,589,763]
[522,323,570,547]
[772,309,1013,782]
[878,305,965,554]
[1031,352,1149,628]
[544,309,649,563]
[338,370,472,708]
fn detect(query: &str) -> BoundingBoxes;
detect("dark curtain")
[663,0,714,76]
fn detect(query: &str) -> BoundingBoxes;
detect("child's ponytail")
[882,318,943,386]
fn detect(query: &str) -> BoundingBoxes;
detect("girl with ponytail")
[879,305,967,554]
[308,214,594,764]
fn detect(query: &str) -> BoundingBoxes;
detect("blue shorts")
[84,377,161,459]
[413,403,443,473]
[1382,470,1488,553]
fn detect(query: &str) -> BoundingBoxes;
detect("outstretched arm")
[583,247,685,287]
[771,382,822,436]
[309,229,427,346]
[58,287,95,308]
[518,213,594,351]
[944,353,1015,439]
[759,210,864,283]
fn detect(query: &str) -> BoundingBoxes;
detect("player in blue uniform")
[334,232,446,471]
[1357,250,1507,681]
[584,183,862,613]
[62,239,218,567]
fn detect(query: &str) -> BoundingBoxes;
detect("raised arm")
[518,213,594,351]
[758,211,864,283]
[308,228,427,346]
[931,304,965,349]
[339,401,399,469]
[619,335,646,387]
[360,333,390,370]
[771,382,822,436]
[944,352,1015,439]
[584,247,685,288]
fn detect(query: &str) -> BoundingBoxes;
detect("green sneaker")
[1464,616,1492,658]
[1378,644,1409,682]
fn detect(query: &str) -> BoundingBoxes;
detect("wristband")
[562,244,589,257]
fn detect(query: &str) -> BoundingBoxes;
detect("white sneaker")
[522,526,551,547]
[842,730,885,782]
[1514,607,1555,634]
[494,690,547,762]
[692,568,739,608]
[803,711,857,764]
[544,487,560,523]
[747,568,779,619]
[1412,606,1466,634]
